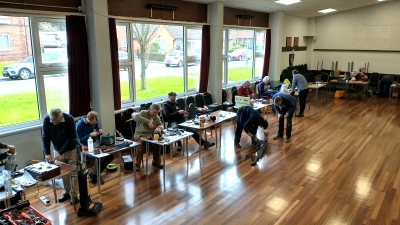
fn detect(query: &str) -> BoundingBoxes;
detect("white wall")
[281,15,309,71]
[313,0,400,74]
[1,129,44,170]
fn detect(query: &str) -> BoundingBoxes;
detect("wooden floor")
[26,93,400,225]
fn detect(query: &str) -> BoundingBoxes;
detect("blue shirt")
[76,117,100,146]
[272,92,296,115]
[292,73,309,91]
[42,113,77,155]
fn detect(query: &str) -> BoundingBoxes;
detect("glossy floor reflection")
[25,95,400,225]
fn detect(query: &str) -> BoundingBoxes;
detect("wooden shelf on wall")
[282,46,307,52]
[303,36,316,38]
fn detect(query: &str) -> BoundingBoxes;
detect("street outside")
[1,59,262,95]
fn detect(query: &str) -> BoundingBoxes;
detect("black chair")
[231,86,237,95]
[195,94,204,108]
[369,72,380,92]
[176,98,186,110]
[222,89,234,111]
[186,96,195,109]
[321,74,329,82]
[119,108,136,139]
[231,89,238,112]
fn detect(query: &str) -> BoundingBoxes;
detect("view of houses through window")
[0,15,68,129]
[1,15,266,130]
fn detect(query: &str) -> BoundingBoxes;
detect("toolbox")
[122,155,133,170]
[2,206,52,225]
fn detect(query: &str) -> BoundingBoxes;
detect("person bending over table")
[76,111,114,185]
[270,93,296,143]
[42,108,79,204]
[234,106,269,149]
[237,80,254,98]
[379,75,392,98]
[162,92,215,150]
[291,69,309,117]
[133,104,164,171]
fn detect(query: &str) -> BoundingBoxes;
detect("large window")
[222,28,265,85]
[117,22,202,104]
[0,15,68,130]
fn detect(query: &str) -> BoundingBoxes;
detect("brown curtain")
[108,18,122,129]
[66,15,90,117]
[261,29,271,79]
[198,25,210,93]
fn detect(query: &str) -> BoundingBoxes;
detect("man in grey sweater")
[133,104,164,171]
[291,69,309,117]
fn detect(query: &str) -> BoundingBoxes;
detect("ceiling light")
[275,0,301,5]
[318,8,337,13]
[377,0,385,2]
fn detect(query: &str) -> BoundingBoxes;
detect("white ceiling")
[184,0,388,18]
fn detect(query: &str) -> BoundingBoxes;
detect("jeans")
[298,89,309,114]
[277,110,294,138]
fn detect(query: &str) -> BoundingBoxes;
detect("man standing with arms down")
[42,108,79,203]
[271,93,296,143]
[291,69,309,117]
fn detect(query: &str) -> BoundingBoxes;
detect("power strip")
[39,196,50,206]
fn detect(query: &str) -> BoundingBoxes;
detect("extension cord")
[39,196,50,206]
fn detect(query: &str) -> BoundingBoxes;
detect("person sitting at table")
[257,76,271,98]
[162,92,215,150]
[234,106,269,149]
[76,111,114,185]
[291,69,309,117]
[133,104,164,171]
[237,81,254,98]
[352,67,369,81]
[0,142,16,168]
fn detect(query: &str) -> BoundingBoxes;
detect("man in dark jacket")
[162,92,215,150]
[234,106,269,148]
[76,111,114,185]
[271,93,296,143]
[42,108,78,203]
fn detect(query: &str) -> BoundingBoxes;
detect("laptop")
[235,96,251,107]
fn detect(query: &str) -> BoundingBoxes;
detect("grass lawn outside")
[1,67,253,127]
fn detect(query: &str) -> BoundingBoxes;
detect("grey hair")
[262,76,270,83]
[149,104,160,111]
[49,108,62,120]
[292,69,299,75]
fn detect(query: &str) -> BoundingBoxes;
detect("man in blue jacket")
[234,106,269,148]
[42,108,78,203]
[271,92,296,143]
[76,111,114,185]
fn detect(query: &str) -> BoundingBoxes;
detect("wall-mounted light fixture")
[237,15,254,26]
[147,4,178,19]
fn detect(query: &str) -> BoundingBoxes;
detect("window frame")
[0,15,68,133]
[0,34,10,51]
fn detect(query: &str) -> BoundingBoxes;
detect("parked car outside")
[2,53,66,80]
[39,34,66,48]
[164,50,200,67]
[228,49,253,61]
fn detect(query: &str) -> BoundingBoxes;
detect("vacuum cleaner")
[75,140,102,217]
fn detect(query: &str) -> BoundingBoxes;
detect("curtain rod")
[0,1,81,11]
[0,8,82,16]
[223,25,270,30]
[109,15,207,26]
